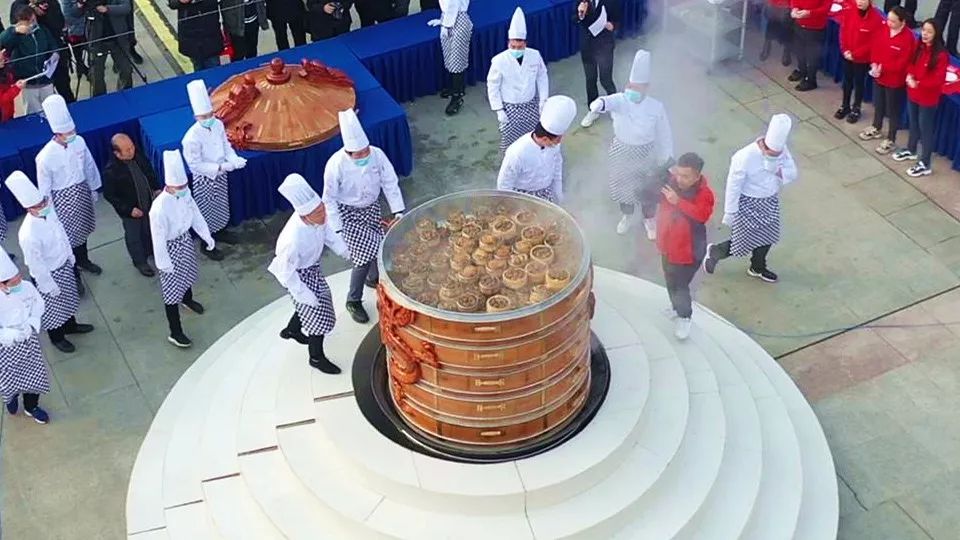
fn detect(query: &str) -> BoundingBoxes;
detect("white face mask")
[762,155,780,172]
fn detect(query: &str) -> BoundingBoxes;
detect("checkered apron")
[0,208,7,244]
[39,263,79,331]
[337,202,384,267]
[192,172,230,234]
[159,232,200,305]
[293,264,336,336]
[51,183,96,248]
[515,187,557,204]
[500,99,540,153]
[441,11,473,73]
[0,334,51,404]
[730,194,782,257]
[608,139,658,206]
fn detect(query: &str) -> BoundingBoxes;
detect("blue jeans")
[190,56,221,72]
[907,100,937,165]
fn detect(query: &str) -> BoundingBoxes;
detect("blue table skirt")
[138,86,413,225]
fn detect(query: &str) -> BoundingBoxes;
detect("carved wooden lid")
[210,58,357,152]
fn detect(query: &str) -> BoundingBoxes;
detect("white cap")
[338,109,369,152]
[187,79,213,116]
[539,95,577,136]
[5,171,43,208]
[42,94,75,134]
[278,174,321,216]
[0,250,18,282]
[764,113,792,152]
[163,150,189,187]
[629,49,651,84]
[508,7,527,40]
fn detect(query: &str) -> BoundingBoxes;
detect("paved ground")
[3,3,960,539]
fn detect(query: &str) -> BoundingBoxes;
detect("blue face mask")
[624,89,644,103]
[173,187,190,199]
[64,134,77,144]
[509,48,525,59]
[354,156,371,167]
[36,205,51,218]
[5,282,23,295]
[200,118,216,129]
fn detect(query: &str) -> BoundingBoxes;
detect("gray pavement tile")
[897,470,960,540]
[845,172,929,216]
[838,474,867,519]
[838,501,933,540]
[887,201,960,249]
[926,236,960,280]
[790,115,850,157]
[808,144,896,187]
[744,90,818,121]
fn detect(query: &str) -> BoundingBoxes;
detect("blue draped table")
[138,86,412,226]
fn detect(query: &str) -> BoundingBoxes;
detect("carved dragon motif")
[226,121,254,150]
[298,59,355,89]
[214,74,261,126]
[377,284,439,400]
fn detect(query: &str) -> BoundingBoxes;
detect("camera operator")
[67,0,132,96]
[9,0,76,102]
[306,0,351,41]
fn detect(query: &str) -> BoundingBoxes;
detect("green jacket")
[0,24,57,83]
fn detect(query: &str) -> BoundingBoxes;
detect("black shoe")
[64,323,94,334]
[78,260,102,275]
[183,299,205,314]
[168,333,192,348]
[795,78,817,92]
[847,109,861,124]
[364,279,378,289]
[214,230,240,245]
[834,107,850,120]
[747,267,778,283]
[759,40,771,61]
[782,49,792,66]
[203,248,225,261]
[440,87,451,98]
[309,355,342,374]
[130,47,144,65]
[702,242,719,274]
[345,301,370,324]
[787,69,803,82]
[280,328,309,345]
[52,339,75,353]
[136,264,156,277]
[445,95,464,116]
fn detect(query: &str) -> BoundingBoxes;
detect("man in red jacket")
[650,152,715,340]
[789,0,832,90]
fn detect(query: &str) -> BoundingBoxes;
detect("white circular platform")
[125,267,839,540]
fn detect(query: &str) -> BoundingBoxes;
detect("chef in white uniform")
[496,95,577,204]
[586,49,674,238]
[704,114,797,283]
[181,79,247,252]
[428,0,473,115]
[269,174,351,375]
[0,250,52,424]
[322,108,405,324]
[487,7,549,153]
[36,94,103,293]
[5,171,95,355]
[150,150,217,349]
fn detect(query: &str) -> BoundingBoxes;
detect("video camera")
[330,1,345,20]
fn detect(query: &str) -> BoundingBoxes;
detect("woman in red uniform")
[859,6,916,154]
[0,51,25,123]
[788,0,832,91]
[893,19,949,176]
[836,0,884,123]
[761,0,794,66]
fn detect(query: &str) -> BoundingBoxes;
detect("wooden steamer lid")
[209,58,357,152]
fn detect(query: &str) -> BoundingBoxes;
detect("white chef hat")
[508,8,527,40]
[764,113,792,152]
[42,94,75,134]
[629,49,651,85]
[278,174,321,216]
[187,79,213,116]
[0,250,18,282]
[338,109,369,152]
[539,95,577,136]
[163,150,189,187]
[5,171,43,208]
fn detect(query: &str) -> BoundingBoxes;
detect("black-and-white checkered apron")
[441,11,473,73]
[39,263,79,331]
[500,100,540,153]
[0,209,7,244]
[192,172,230,234]
[293,264,336,336]
[337,202,384,268]
[0,334,51,404]
[730,194,782,257]
[608,139,658,206]
[159,232,200,305]
[51,182,96,248]
[515,187,557,204]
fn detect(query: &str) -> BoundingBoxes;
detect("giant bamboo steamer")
[376,190,596,449]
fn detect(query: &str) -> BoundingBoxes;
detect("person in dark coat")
[394,0,439,16]
[8,0,75,103]
[306,0,352,41]
[354,0,394,27]
[0,6,58,113]
[67,0,133,96]
[266,0,307,50]
[222,0,269,61]
[167,0,223,71]
[575,0,620,125]
[103,134,159,277]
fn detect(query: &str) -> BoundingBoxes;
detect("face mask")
[624,89,644,103]
[509,48,525,59]
[36,205,51,218]
[762,155,780,172]
[64,134,76,144]
[174,187,190,199]
[5,282,23,295]
[354,156,371,167]
[200,118,216,129]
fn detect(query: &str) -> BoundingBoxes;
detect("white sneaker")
[674,317,692,340]
[580,111,600,128]
[660,307,678,320]
[643,218,657,241]
[616,214,632,235]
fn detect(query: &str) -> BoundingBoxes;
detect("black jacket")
[574,0,621,36]
[167,0,223,59]
[265,0,305,21]
[103,152,160,218]
[306,0,352,39]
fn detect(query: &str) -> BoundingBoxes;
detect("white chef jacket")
[596,94,673,161]
[267,215,349,305]
[496,134,563,202]
[35,136,102,196]
[0,282,44,347]
[440,0,469,26]
[487,48,549,110]
[18,211,75,294]
[724,140,798,214]
[148,191,215,271]
[181,119,240,179]
[321,147,405,233]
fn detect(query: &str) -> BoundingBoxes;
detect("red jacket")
[656,175,715,266]
[790,0,831,30]
[907,44,949,107]
[871,27,916,88]
[0,70,20,123]
[839,3,884,63]
[768,0,791,9]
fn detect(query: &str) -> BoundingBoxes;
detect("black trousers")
[355,0,395,27]
[794,27,824,83]
[662,257,700,319]
[619,202,658,219]
[47,316,80,343]
[872,84,906,142]
[23,392,40,410]
[164,287,194,335]
[285,312,326,358]
[122,215,153,266]
[89,38,133,97]
[53,46,76,103]
[907,100,938,165]
[272,15,307,50]
[841,59,869,110]
[73,243,92,265]
[231,23,262,61]
[935,0,960,55]
[764,4,793,48]
[712,240,771,272]
[580,32,616,105]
